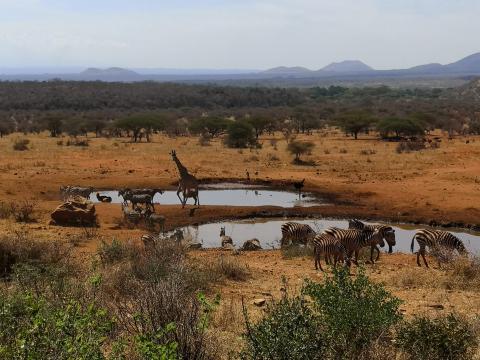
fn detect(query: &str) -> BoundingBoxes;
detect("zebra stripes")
[411,229,467,267]
[280,222,316,246]
[324,227,384,264]
[312,233,350,271]
[348,219,396,261]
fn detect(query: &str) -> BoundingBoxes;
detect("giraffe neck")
[173,156,190,179]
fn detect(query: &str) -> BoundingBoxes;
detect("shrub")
[287,140,315,163]
[0,201,12,219]
[0,291,113,359]
[224,122,256,148]
[13,138,30,151]
[281,244,313,259]
[242,286,324,360]
[97,238,135,265]
[242,270,402,360]
[9,200,37,222]
[198,133,212,146]
[396,141,426,153]
[396,313,478,360]
[303,268,402,359]
[212,256,249,281]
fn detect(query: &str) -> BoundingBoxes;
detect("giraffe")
[170,150,199,208]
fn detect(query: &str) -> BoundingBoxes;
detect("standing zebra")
[280,222,316,246]
[324,227,384,265]
[410,229,467,267]
[348,219,396,261]
[312,233,351,271]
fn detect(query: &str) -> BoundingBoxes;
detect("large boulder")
[50,197,97,226]
[241,238,262,251]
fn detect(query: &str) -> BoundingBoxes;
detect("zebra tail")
[410,235,415,253]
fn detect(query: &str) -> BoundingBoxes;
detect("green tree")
[245,116,270,139]
[116,114,165,142]
[287,140,315,162]
[376,117,425,138]
[336,112,374,139]
[189,116,230,137]
[224,122,256,148]
[46,116,63,137]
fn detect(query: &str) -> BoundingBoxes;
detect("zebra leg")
[374,245,380,262]
[418,245,428,268]
[354,250,360,266]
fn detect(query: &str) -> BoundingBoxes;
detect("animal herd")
[59,150,470,269]
[281,219,468,271]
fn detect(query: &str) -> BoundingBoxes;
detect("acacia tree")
[376,117,426,138]
[115,114,165,142]
[336,112,374,139]
[287,140,315,162]
[46,117,63,137]
[189,117,230,137]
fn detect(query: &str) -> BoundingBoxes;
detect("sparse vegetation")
[12,138,30,151]
[396,313,478,360]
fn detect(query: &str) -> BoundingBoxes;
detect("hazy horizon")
[1,0,479,70]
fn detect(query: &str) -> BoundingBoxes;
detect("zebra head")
[170,150,177,158]
[366,228,384,248]
[220,226,225,237]
[384,228,396,253]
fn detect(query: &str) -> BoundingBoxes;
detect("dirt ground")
[1,130,480,327]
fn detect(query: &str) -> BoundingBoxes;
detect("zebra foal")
[411,229,467,267]
[312,233,351,271]
[280,222,316,246]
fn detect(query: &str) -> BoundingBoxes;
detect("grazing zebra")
[280,222,316,246]
[121,188,164,198]
[120,191,154,212]
[61,186,93,201]
[410,229,467,267]
[348,219,396,261]
[324,227,384,265]
[312,233,351,271]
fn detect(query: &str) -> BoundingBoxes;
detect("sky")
[0,0,479,70]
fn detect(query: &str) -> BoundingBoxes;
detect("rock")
[242,238,262,251]
[184,240,202,250]
[253,298,266,307]
[50,198,97,226]
[222,243,236,251]
[428,304,444,310]
[221,236,233,248]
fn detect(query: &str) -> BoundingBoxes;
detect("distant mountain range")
[1,52,480,86]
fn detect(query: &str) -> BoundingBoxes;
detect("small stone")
[428,304,444,310]
[254,298,266,307]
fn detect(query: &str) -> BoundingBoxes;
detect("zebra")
[120,188,164,198]
[312,233,351,271]
[120,190,154,212]
[324,227,384,265]
[410,229,467,267]
[61,186,93,201]
[220,226,233,247]
[280,222,316,246]
[348,219,396,261]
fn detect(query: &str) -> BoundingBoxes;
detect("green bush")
[303,268,402,358]
[287,140,315,163]
[242,269,402,359]
[396,313,478,360]
[0,292,113,359]
[224,122,256,148]
[242,288,324,360]
[136,323,178,360]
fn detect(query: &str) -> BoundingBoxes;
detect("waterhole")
[169,218,480,253]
